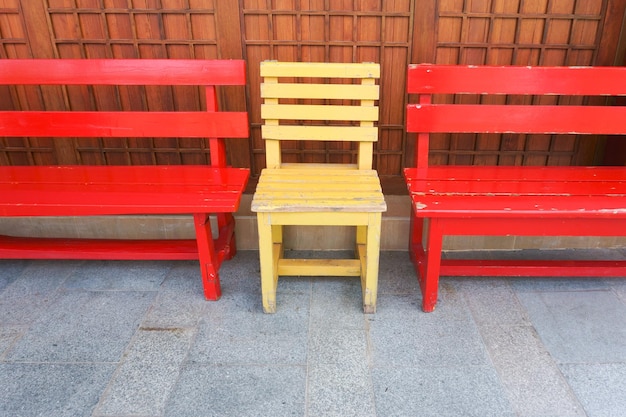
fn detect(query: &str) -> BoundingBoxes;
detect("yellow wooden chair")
[251,61,387,313]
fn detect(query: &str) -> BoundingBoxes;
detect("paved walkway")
[1,249,625,417]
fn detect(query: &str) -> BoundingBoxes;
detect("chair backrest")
[406,64,626,169]
[260,61,380,170]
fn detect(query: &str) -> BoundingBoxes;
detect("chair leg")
[362,213,381,314]
[421,217,443,313]
[193,213,222,300]
[257,213,279,313]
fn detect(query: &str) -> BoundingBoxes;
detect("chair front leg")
[362,213,382,314]
[257,212,279,313]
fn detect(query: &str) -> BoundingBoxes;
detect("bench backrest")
[260,61,380,170]
[407,64,626,169]
[0,59,249,167]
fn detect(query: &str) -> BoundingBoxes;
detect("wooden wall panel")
[1,0,625,192]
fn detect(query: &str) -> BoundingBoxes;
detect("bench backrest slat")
[407,64,626,169]
[0,111,249,138]
[1,59,246,86]
[408,64,626,96]
[407,105,626,135]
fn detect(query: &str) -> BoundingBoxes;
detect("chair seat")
[251,168,387,213]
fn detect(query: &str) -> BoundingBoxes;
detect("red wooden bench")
[0,59,249,300]
[404,64,626,312]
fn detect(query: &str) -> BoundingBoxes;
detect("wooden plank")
[1,59,247,85]
[0,235,199,260]
[261,104,379,121]
[405,178,626,196]
[0,111,249,138]
[261,61,380,78]
[408,64,626,95]
[277,259,361,276]
[0,165,249,185]
[261,83,380,100]
[262,125,378,141]
[256,211,375,226]
[407,194,626,218]
[407,104,626,135]
[439,259,626,277]
[404,166,626,182]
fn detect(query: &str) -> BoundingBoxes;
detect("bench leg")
[258,213,280,313]
[421,217,443,312]
[360,214,381,314]
[217,213,237,260]
[408,209,424,264]
[193,213,222,300]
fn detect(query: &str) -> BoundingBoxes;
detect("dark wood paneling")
[1,0,625,192]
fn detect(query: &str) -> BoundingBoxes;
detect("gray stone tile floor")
[0,248,625,417]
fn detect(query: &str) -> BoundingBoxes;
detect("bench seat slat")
[404,166,626,182]
[407,180,626,196]
[0,165,248,185]
[406,194,626,218]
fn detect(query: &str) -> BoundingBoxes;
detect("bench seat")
[0,166,249,216]
[404,166,626,218]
